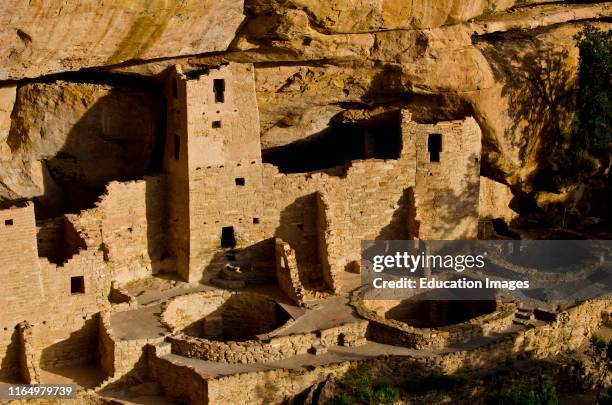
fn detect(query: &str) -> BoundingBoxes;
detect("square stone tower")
[403,114,482,240]
[163,63,262,282]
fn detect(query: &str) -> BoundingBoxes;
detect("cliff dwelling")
[0,1,610,404]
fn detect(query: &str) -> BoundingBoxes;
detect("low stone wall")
[168,332,316,364]
[98,312,164,385]
[108,281,138,311]
[207,360,352,405]
[98,314,115,378]
[168,321,368,364]
[437,300,611,374]
[148,341,352,405]
[148,343,209,404]
[352,293,516,349]
[161,290,233,332]
[148,300,610,404]
[275,238,306,305]
[17,322,40,384]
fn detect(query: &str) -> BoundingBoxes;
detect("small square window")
[253,218,260,224]
[235,178,245,186]
[4,219,13,226]
[70,276,85,294]
[212,120,222,128]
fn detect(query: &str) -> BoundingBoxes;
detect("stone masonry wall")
[168,321,367,365]
[147,300,609,405]
[17,322,40,384]
[0,204,45,325]
[185,63,261,168]
[0,202,110,378]
[148,343,209,404]
[163,66,191,280]
[0,328,21,381]
[97,312,165,383]
[168,63,486,285]
[405,114,482,239]
[353,294,516,349]
[68,176,167,284]
[478,176,518,223]
[185,128,418,283]
[275,238,306,305]
[183,116,480,284]
[165,63,262,281]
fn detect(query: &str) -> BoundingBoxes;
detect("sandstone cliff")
[0,1,610,217]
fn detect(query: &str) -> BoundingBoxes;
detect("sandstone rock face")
[0,86,16,159]
[247,0,535,33]
[0,0,244,80]
[4,80,163,212]
[0,1,610,203]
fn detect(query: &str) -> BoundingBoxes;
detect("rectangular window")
[428,133,442,162]
[174,134,180,160]
[235,177,245,186]
[70,276,85,294]
[213,79,225,103]
[212,120,222,128]
[4,219,13,226]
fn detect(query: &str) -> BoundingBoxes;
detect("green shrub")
[333,369,401,404]
[537,24,611,190]
[372,382,400,404]
[487,374,558,405]
[402,372,466,395]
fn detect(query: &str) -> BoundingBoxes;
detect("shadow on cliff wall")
[478,35,577,191]
[6,76,166,220]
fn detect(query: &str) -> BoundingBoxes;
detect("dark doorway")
[428,133,442,162]
[221,226,236,248]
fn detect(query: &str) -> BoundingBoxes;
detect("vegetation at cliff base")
[487,374,558,405]
[332,369,399,404]
[544,24,611,188]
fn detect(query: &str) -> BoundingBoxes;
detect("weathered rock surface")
[0,0,244,80]
[3,80,163,212]
[0,1,610,203]
[246,0,548,33]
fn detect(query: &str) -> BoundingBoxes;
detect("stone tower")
[163,63,262,282]
[403,114,482,240]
